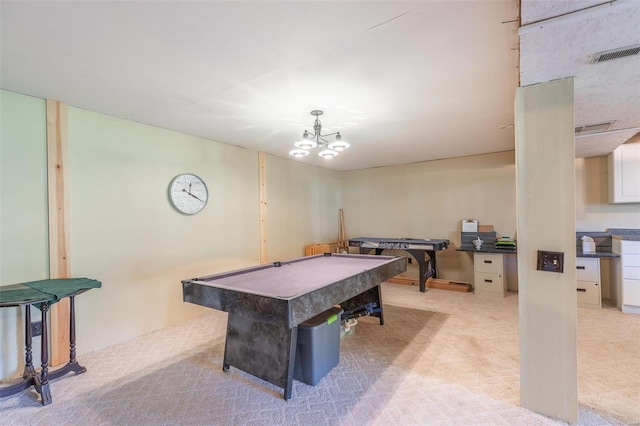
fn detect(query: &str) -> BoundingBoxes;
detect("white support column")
[516,78,578,423]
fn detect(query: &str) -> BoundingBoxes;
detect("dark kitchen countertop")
[577,251,620,258]
[608,228,640,241]
[611,235,640,241]
[457,248,619,258]
[457,248,517,254]
[454,229,639,255]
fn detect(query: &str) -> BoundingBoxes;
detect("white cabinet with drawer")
[612,238,640,314]
[474,252,506,297]
[576,257,601,309]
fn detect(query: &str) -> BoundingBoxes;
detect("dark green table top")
[0,278,101,307]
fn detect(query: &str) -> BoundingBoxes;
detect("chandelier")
[289,110,350,159]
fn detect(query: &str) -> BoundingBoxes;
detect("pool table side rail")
[348,237,450,251]
[287,256,406,326]
[182,281,291,327]
[182,254,407,328]
[183,254,401,301]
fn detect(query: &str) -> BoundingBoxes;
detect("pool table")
[348,237,450,292]
[182,253,406,400]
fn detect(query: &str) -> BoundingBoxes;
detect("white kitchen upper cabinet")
[608,143,640,203]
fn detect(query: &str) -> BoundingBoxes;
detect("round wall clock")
[168,173,209,215]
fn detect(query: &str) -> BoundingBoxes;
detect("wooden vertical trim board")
[338,209,347,252]
[258,152,267,264]
[46,100,70,367]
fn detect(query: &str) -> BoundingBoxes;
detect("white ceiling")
[1,1,638,171]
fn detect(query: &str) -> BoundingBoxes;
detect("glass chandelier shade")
[289,110,350,159]
[318,149,339,159]
[289,148,310,157]
[294,131,318,150]
[327,133,350,152]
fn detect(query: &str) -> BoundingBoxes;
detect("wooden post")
[46,100,70,367]
[259,152,267,264]
[338,209,347,253]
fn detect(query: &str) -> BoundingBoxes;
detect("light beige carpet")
[1,283,638,425]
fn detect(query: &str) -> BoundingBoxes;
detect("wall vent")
[575,121,616,135]
[590,44,640,64]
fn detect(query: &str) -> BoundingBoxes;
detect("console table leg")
[22,305,36,379]
[34,302,52,406]
[60,295,86,375]
[69,295,77,362]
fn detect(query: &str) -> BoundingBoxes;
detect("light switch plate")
[537,250,564,273]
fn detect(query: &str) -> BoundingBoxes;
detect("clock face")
[168,173,208,215]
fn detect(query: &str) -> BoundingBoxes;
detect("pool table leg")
[359,248,384,256]
[222,314,298,400]
[283,332,297,401]
[406,249,436,292]
[361,247,437,293]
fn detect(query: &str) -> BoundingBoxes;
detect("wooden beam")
[338,209,347,253]
[46,100,70,367]
[258,152,267,264]
[388,276,471,292]
[387,276,419,286]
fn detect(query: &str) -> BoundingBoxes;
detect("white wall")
[576,156,640,231]
[265,155,342,262]
[340,152,636,294]
[66,107,262,352]
[341,152,518,288]
[0,90,48,378]
[1,87,636,384]
[0,91,342,380]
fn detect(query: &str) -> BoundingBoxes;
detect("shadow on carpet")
[64,304,448,425]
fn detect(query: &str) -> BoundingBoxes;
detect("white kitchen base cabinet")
[612,238,640,314]
[474,252,506,297]
[576,257,601,309]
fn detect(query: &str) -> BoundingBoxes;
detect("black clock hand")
[182,189,205,203]
[188,182,192,194]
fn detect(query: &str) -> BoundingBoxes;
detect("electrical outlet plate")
[536,250,564,273]
[31,321,42,337]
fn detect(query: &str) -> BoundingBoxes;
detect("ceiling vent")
[575,121,616,135]
[590,44,640,64]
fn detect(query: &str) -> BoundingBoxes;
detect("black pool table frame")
[182,253,406,400]
[348,237,450,292]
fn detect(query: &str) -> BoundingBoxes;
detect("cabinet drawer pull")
[484,279,493,283]
[577,288,586,292]
[577,266,586,270]
[484,260,492,264]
